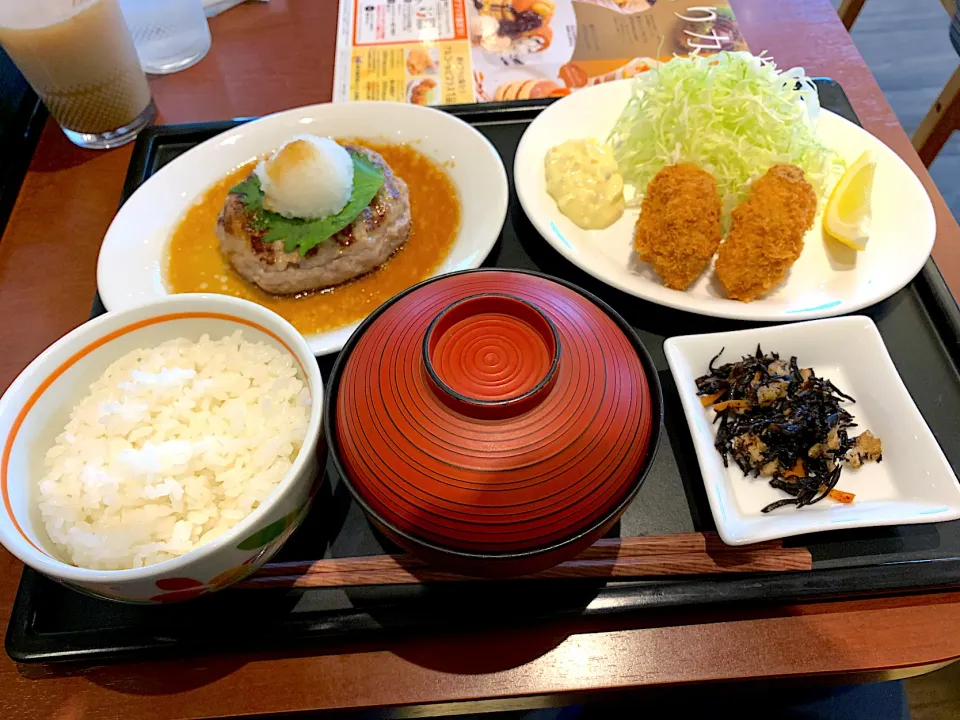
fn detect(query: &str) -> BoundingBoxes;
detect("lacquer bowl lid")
[329,270,659,561]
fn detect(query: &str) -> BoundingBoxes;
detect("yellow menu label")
[349,41,473,105]
[349,47,406,102]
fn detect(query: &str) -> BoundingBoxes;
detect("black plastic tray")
[9,80,960,664]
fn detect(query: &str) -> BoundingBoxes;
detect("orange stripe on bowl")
[1,311,309,555]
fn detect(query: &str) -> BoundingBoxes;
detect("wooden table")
[3,1,960,717]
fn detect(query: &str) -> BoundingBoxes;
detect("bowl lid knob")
[422,294,561,419]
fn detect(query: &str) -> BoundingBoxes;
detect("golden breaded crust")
[633,164,723,290]
[715,164,817,302]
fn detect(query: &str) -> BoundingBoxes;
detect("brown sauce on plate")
[166,142,461,335]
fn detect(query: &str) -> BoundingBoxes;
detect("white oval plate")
[514,80,937,322]
[97,102,508,355]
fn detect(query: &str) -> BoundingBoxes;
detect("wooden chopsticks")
[234,532,811,590]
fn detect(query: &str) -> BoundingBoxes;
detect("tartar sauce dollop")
[544,139,625,230]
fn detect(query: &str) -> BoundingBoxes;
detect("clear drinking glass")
[0,0,156,150]
[119,0,211,75]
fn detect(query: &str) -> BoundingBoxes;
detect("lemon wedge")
[824,150,876,251]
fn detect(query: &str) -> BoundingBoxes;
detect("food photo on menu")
[3,0,960,717]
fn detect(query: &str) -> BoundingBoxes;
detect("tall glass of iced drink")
[0,0,156,149]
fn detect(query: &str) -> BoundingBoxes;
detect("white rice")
[37,331,311,571]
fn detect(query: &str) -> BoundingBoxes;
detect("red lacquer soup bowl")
[325,269,663,577]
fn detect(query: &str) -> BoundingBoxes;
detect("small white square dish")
[664,316,960,545]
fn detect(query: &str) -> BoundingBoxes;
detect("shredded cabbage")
[608,52,845,225]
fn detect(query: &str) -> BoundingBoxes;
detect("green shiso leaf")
[230,151,385,256]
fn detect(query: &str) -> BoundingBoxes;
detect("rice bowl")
[0,294,324,603]
[39,332,312,571]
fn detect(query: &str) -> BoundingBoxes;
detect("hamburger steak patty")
[216,145,412,295]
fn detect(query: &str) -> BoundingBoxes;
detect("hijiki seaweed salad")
[696,347,883,513]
